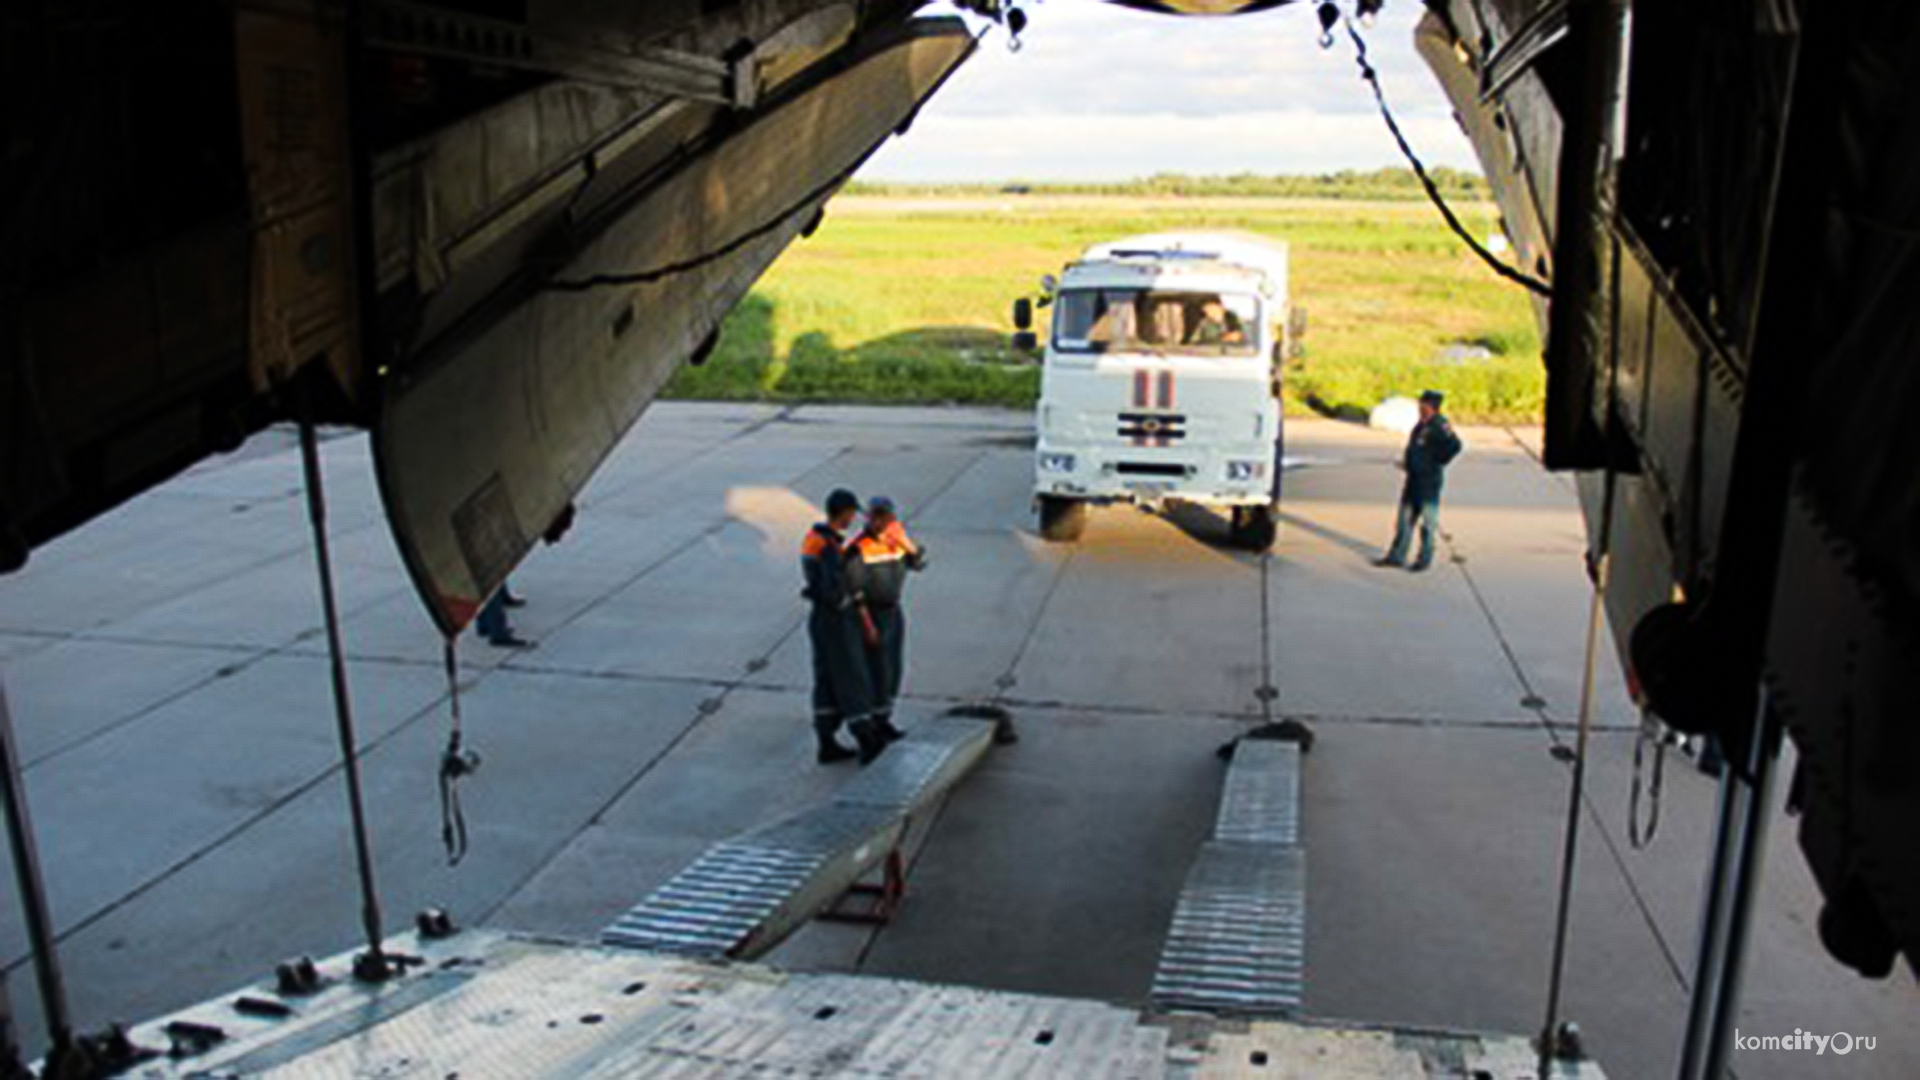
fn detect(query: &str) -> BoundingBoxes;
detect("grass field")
[664,192,1546,423]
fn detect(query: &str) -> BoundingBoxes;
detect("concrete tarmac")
[0,404,1912,1078]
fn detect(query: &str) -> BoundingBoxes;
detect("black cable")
[544,164,846,292]
[545,23,993,294]
[1346,19,1553,297]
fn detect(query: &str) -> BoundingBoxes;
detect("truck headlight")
[1039,452,1077,474]
[1227,460,1266,481]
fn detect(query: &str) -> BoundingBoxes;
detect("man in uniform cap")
[847,496,927,744]
[801,489,888,764]
[1377,390,1463,572]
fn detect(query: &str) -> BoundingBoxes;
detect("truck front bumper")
[1034,444,1276,507]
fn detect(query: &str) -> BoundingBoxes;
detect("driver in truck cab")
[1188,298,1244,346]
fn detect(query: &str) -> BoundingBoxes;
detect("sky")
[860,0,1480,182]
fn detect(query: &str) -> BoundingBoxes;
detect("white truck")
[1014,232,1296,549]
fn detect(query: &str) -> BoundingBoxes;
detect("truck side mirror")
[1012,297,1033,330]
[1012,330,1039,353]
[1039,274,1057,296]
[1287,306,1309,361]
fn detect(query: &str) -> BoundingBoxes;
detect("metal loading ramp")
[601,715,997,959]
[1151,737,1307,1016]
[117,930,1607,1078]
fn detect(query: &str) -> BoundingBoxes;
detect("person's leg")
[809,611,854,763]
[1380,498,1415,565]
[864,642,892,731]
[476,591,503,638]
[827,613,887,764]
[871,609,905,740]
[1410,497,1440,570]
[476,590,527,645]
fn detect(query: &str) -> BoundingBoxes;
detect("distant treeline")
[844,167,1488,201]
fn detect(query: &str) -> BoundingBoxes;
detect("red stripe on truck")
[1133,370,1150,445]
[1156,372,1174,445]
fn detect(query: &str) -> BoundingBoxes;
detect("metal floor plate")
[118,931,1605,1079]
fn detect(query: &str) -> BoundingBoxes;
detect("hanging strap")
[1629,713,1667,850]
[439,640,477,866]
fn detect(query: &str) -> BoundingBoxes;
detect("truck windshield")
[1052,289,1260,357]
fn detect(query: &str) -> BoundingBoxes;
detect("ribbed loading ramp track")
[601,715,996,959]
[1152,736,1307,1016]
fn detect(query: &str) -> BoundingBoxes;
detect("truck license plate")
[1126,480,1173,496]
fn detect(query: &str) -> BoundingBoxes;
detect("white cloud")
[864,1,1477,181]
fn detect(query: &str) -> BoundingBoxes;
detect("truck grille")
[1118,411,1187,446]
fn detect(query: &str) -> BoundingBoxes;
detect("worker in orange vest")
[847,495,927,742]
[801,489,887,764]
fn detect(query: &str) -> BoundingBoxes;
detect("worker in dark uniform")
[1376,390,1463,572]
[472,502,575,647]
[801,489,887,765]
[847,496,927,743]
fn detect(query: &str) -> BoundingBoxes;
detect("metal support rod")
[1675,751,1742,1077]
[1701,699,1781,1078]
[1536,548,1610,1075]
[0,675,73,1056]
[1677,692,1782,1080]
[297,409,389,977]
[1539,188,1628,1079]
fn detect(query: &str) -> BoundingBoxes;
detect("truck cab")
[1018,232,1292,549]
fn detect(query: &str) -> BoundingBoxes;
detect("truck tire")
[1037,495,1088,542]
[1231,504,1277,551]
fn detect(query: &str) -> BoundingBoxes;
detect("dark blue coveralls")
[1385,413,1463,569]
[801,523,873,739]
[847,522,925,726]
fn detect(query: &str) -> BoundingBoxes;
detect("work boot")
[816,730,857,764]
[1373,556,1403,568]
[873,715,906,743]
[1407,560,1431,573]
[485,632,533,648]
[848,719,890,766]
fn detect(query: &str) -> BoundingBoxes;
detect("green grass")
[662,191,1545,423]
[844,166,1490,201]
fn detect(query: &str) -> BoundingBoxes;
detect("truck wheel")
[1037,496,1088,542]
[1231,505,1277,551]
